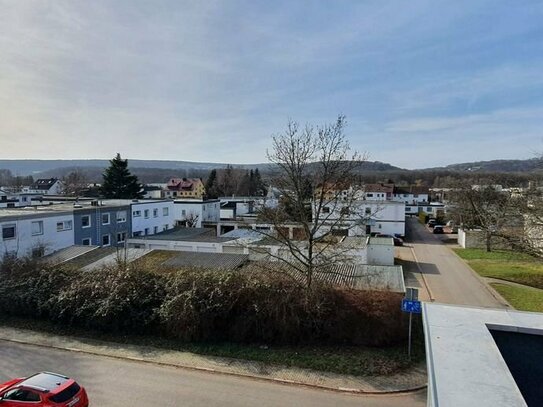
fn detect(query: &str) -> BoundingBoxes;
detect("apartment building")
[131,199,175,236]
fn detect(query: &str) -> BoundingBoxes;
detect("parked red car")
[0,372,88,407]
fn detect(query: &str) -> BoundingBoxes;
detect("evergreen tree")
[253,168,266,196]
[205,169,219,198]
[100,153,143,199]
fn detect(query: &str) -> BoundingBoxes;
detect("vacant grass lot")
[0,315,424,377]
[453,248,543,289]
[490,283,543,313]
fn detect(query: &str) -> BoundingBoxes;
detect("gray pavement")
[0,341,426,407]
[398,218,507,308]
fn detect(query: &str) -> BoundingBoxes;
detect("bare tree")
[62,169,88,198]
[449,181,523,252]
[184,212,200,228]
[255,115,368,288]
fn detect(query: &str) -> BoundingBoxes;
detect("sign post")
[401,288,421,359]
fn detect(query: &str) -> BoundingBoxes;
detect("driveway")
[398,218,506,308]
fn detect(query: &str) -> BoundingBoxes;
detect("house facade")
[162,178,205,199]
[131,200,175,236]
[25,178,64,195]
[73,203,132,247]
[173,199,220,228]
[0,208,75,260]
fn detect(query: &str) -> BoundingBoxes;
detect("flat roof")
[423,303,543,407]
[368,236,394,246]
[130,227,236,243]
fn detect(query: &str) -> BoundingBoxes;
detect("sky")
[0,1,542,169]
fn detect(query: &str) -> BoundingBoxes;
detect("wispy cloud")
[0,1,542,167]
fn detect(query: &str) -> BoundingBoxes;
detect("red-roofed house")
[163,178,205,199]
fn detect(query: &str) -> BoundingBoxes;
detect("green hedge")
[0,257,406,346]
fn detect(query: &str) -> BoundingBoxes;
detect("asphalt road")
[399,218,506,308]
[0,341,426,407]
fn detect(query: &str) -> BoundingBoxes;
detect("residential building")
[173,199,220,228]
[0,207,75,260]
[142,185,163,199]
[130,199,175,237]
[363,183,394,200]
[392,185,429,205]
[162,178,205,199]
[73,201,132,247]
[24,178,64,195]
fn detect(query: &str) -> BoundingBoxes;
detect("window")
[378,224,382,229]
[57,221,72,231]
[144,228,150,235]
[133,210,141,217]
[154,226,159,234]
[3,388,41,402]
[133,231,142,237]
[102,234,110,246]
[181,209,186,217]
[365,207,372,215]
[427,207,433,212]
[82,215,91,228]
[153,208,158,218]
[102,213,110,225]
[163,207,169,216]
[163,224,168,231]
[144,209,149,218]
[82,238,92,246]
[117,232,126,243]
[31,220,43,236]
[322,207,330,214]
[366,193,374,197]
[2,225,15,240]
[116,211,127,223]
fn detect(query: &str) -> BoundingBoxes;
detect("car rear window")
[49,383,80,403]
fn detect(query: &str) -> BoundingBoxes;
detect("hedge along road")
[0,341,426,407]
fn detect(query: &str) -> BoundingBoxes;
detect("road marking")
[409,245,435,302]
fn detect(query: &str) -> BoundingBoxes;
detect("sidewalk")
[0,326,427,394]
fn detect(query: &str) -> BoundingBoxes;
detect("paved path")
[0,341,426,407]
[0,326,427,394]
[398,218,507,308]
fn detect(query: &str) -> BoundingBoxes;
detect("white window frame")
[31,220,44,236]
[82,238,92,246]
[102,234,111,247]
[144,209,149,219]
[57,220,73,232]
[153,208,158,218]
[82,215,91,228]
[133,210,141,217]
[117,232,126,244]
[102,213,110,225]
[162,207,169,216]
[116,210,127,223]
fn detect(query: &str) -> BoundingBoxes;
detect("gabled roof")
[166,177,202,191]
[29,178,60,190]
[364,183,394,193]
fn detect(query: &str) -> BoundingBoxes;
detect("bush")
[0,257,406,346]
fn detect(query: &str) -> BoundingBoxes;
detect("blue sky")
[0,1,542,168]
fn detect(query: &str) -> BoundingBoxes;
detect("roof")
[166,177,202,191]
[163,251,249,270]
[130,227,235,243]
[0,205,74,220]
[314,264,405,292]
[364,183,394,193]
[368,236,394,246]
[394,185,429,195]
[20,372,69,392]
[423,303,543,407]
[29,178,60,190]
[42,245,99,265]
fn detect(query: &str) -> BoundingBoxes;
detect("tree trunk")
[486,231,492,252]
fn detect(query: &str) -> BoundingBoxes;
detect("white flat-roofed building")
[0,206,75,259]
[173,199,220,228]
[130,199,175,237]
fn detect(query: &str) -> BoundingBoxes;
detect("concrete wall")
[131,201,175,236]
[173,200,220,228]
[457,228,511,250]
[366,238,395,266]
[0,213,74,259]
[74,206,131,246]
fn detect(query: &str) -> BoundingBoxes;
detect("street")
[0,341,426,407]
[399,217,506,307]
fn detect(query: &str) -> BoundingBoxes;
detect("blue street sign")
[402,299,422,314]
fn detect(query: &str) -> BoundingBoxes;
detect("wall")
[366,238,395,265]
[173,200,220,228]
[457,228,511,250]
[74,206,131,246]
[131,201,174,236]
[0,212,74,259]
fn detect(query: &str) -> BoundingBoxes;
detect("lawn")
[453,248,543,289]
[490,283,543,313]
[0,315,424,377]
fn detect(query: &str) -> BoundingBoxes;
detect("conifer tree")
[101,153,143,199]
[205,169,219,198]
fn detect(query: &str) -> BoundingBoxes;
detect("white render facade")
[0,209,75,260]
[131,200,175,236]
[173,199,220,228]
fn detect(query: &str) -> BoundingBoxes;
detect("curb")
[448,250,511,308]
[0,335,427,396]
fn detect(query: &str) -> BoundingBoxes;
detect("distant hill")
[0,159,403,178]
[425,158,542,173]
